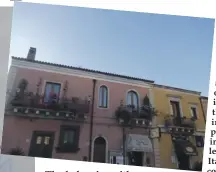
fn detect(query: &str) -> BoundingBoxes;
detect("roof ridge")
[11,56,204,95]
[11,56,155,83]
[154,83,201,95]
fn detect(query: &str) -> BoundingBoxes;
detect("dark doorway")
[28,131,55,158]
[176,152,190,170]
[173,138,193,170]
[93,137,106,163]
[128,152,143,166]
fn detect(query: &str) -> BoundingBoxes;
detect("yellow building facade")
[152,84,206,170]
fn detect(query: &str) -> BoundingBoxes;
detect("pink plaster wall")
[2,66,150,161]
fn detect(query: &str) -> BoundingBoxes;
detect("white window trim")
[125,89,140,108]
[168,97,183,117]
[189,104,198,119]
[97,84,109,109]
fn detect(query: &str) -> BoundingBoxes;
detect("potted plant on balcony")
[181,116,195,128]
[12,79,29,106]
[140,106,158,120]
[139,95,158,120]
[164,115,173,127]
[115,105,132,125]
[8,147,25,156]
[19,78,28,89]
[191,116,197,121]
[139,106,150,119]
[17,79,28,95]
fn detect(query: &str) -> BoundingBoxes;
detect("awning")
[126,134,153,152]
[173,139,198,156]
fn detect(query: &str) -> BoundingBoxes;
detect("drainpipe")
[199,97,206,122]
[88,79,97,162]
[122,126,126,165]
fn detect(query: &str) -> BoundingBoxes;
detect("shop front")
[172,136,198,170]
[125,134,153,167]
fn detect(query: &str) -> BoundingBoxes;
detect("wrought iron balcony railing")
[9,91,90,114]
[164,115,196,129]
[115,104,156,126]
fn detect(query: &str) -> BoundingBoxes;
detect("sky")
[9,2,215,96]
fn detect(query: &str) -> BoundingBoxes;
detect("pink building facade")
[2,49,161,167]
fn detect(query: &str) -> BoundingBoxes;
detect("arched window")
[99,85,108,108]
[127,91,139,109]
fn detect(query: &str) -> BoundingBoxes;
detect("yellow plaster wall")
[153,87,206,130]
[153,86,205,169]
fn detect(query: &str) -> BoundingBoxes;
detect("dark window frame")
[170,100,181,117]
[191,107,198,119]
[57,125,80,153]
[98,85,108,108]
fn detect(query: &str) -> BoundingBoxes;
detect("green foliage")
[8,147,25,156]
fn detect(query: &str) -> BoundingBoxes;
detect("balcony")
[115,104,156,127]
[164,115,196,134]
[7,90,90,121]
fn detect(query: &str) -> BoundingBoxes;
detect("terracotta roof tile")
[12,56,155,83]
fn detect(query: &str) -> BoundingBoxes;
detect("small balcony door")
[170,101,181,118]
[43,82,61,104]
